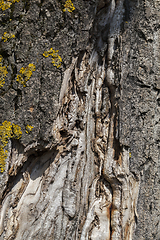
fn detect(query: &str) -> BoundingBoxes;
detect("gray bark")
[0,0,159,239]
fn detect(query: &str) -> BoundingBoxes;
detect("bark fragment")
[0,0,159,239]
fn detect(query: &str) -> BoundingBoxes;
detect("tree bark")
[0,0,159,239]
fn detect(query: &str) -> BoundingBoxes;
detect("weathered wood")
[0,0,159,239]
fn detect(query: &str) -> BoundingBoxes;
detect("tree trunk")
[0,0,159,239]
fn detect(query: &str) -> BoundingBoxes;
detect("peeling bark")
[0,0,159,239]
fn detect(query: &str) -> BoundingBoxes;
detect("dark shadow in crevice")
[1,139,58,205]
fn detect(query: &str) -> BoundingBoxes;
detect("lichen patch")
[0,0,20,11]
[2,32,15,42]
[0,121,22,173]
[63,0,75,13]
[16,63,36,87]
[43,48,62,68]
[0,55,8,89]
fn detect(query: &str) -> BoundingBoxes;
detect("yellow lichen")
[43,48,59,58]
[0,120,12,173]
[12,123,22,139]
[52,55,62,68]
[25,124,33,134]
[16,63,36,87]
[0,146,8,173]
[0,0,20,11]
[129,152,131,158]
[0,120,12,147]
[43,48,62,68]
[63,0,75,13]
[0,121,22,173]
[2,32,15,42]
[0,55,8,89]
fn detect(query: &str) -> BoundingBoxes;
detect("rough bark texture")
[0,0,159,239]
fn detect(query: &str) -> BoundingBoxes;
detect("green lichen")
[0,0,20,11]
[43,48,62,68]
[0,121,22,173]
[63,0,75,13]
[2,31,15,42]
[25,124,33,134]
[16,63,36,87]
[0,55,8,89]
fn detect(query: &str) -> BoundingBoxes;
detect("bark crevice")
[1,0,159,239]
